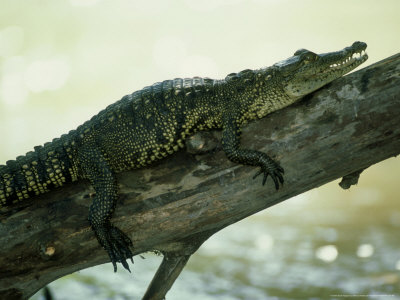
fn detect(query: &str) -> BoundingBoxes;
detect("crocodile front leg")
[221,116,284,189]
[78,145,133,272]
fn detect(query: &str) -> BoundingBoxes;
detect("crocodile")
[0,41,368,272]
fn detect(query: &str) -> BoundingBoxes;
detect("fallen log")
[0,53,399,299]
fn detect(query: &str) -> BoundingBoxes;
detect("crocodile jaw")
[281,41,368,99]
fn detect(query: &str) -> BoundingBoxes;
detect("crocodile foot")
[253,154,284,190]
[91,222,134,272]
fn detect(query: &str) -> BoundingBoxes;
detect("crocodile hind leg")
[78,146,133,272]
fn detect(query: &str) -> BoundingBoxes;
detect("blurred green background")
[1,0,399,299]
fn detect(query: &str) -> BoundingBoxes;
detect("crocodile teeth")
[329,49,367,70]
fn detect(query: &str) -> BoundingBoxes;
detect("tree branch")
[1,53,399,299]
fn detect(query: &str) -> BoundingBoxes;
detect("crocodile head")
[274,41,368,99]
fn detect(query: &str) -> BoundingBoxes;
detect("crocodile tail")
[0,132,79,208]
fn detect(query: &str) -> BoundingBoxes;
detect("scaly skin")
[0,42,368,271]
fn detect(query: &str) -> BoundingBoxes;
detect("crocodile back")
[0,76,223,206]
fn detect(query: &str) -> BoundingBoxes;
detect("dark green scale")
[0,41,368,272]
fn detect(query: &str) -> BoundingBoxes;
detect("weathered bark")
[0,53,399,299]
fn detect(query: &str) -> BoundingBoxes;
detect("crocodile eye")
[301,52,317,63]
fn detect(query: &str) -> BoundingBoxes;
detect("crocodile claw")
[253,155,284,190]
[91,222,134,272]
